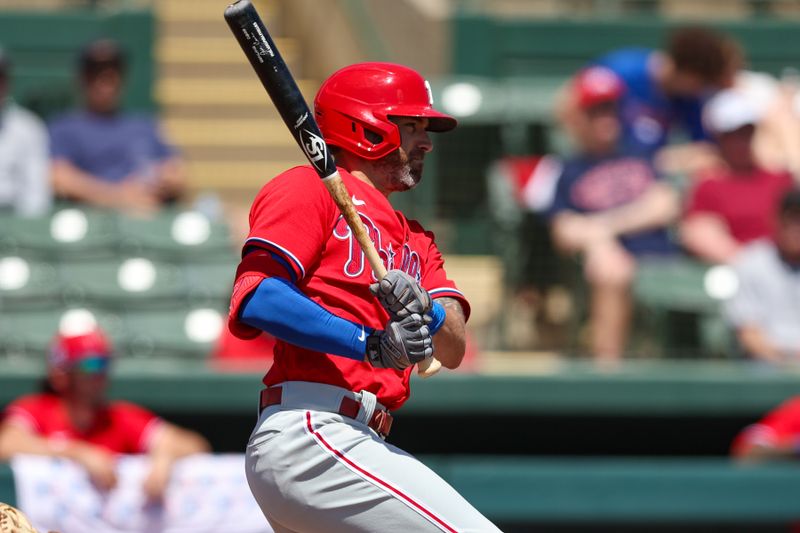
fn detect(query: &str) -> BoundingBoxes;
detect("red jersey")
[731,396,800,457]
[684,168,793,244]
[3,393,162,454]
[228,166,469,410]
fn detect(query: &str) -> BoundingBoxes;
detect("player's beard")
[378,147,425,192]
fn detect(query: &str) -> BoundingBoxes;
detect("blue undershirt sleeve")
[238,276,371,361]
[429,301,446,334]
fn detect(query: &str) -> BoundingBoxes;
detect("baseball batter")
[228,63,501,532]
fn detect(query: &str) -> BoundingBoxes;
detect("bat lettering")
[300,129,328,172]
[294,112,308,130]
[251,22,275,57]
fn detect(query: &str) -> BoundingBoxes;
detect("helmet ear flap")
[319,106,400,160]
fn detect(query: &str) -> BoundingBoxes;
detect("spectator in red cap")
[0,325,210,500]
[548,66,679,362]
[681,88,795,264]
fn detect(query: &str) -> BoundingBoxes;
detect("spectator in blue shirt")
[549,67,679,362]
[594,27,741,175]
[49,39,185,213]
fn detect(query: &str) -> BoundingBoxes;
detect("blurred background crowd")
[3,0,800,532]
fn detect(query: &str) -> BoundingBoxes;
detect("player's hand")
[113,179,161,215]
[366,313,433,370]
[142,461,171,502]
[370,270,432,319]
[75,444,118,491]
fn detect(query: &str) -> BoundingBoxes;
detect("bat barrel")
[224,0,337,179]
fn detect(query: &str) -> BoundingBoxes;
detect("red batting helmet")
[314,62,457,160]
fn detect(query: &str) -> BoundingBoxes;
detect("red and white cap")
[572,66,625,109]
[49,328,112,371]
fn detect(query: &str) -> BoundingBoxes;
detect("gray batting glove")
[369,270,432,319]
[366,313,433,370]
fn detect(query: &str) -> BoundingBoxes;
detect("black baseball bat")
[224,0,336,179]
[223,0,442,377]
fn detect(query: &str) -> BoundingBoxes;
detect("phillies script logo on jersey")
[333,214,421,281]
[299,128,330,175]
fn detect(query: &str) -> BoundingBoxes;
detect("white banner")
[11,454,272,533]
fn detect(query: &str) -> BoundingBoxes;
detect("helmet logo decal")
[300,128,329,173]
[424,80,434,105]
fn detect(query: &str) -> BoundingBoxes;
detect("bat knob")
[224,0,253,20]
[417,357,442,378]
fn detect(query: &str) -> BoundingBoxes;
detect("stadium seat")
[59,257,188,310]
[182,261,237,307]
[633,259,736,357]
[0,256,60,311]
[1,207,119,261]
[634,259,721,314]
[117,209,237,262]
[0,307,124,359]
[122,307,225,359]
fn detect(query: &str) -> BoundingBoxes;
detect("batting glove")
[369,270,432,319]
[366,313,433,370]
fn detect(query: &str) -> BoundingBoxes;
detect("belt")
[259,385,394,438]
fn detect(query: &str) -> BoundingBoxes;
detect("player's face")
[69,371,108,408]
[83,68,123,114]
[717,125,755,170]
[579,102,620,155]
[66,358,110,408]
[382,117,433,192]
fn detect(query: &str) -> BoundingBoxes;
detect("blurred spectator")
[681,89,794,264]
[724,189,800,364]
[0,46,51,217]
[0,326,210,500]
[738,68,800,177]
[49,39,185,213]
[591,26,741,175]
[549,67,679,362]
[732,396,800,460]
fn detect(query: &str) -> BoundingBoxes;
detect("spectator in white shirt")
[725,189,800,363]
[0,46,51,217]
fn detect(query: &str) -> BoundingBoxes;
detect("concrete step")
[158,62,271,79]
[158,19,231,39]
[156,77,317,107]
[157,36,297,65]
[187,160,305,191]
[164,118,297,147]
[182,144,301,163]
[163,104,279,120]
[155,0,278,24]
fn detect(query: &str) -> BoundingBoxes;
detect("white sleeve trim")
[245,237,307,279]
[429,288,466,299]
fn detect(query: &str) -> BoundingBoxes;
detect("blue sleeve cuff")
[428,301,446,335]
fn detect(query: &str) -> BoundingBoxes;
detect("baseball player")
[228,62,501,532]
[0,326,210,500]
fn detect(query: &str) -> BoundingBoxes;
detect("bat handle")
[323,174,442,378]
